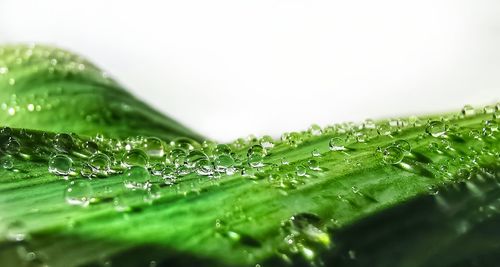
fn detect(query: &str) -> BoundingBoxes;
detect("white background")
[0,0,499,141]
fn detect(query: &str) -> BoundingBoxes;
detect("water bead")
[483,105,495,114]
[247,145,266,167]
[296,165,307,176]
[48,154,73,176]
[83,140,98,154]
[54,133,74,153]
[64,180,93,207]
[123,166,150,189]
[311,149,321,157]
[214,144,232,155]
[382,146,404,165]
[307,159,320,171]
[426,121,447,137]
[172,137,199,151]
[88,153,111,176]
[143,137,164,158]
[196,159,214,176]
[1,155,14,169]
[461,105,475,117]
[122,149,149,167]
[162,166,176,180]
[150,163,165,176]
[215,154,234,171]
[5,221,28,242]
[260,135,275,149]
[280,213,330,259]
[143,184,161,204]
[377,123,392,136]
[328,137,345,151]
[393,139,411,153]
[185,150,208,168]
[308,124,322,136]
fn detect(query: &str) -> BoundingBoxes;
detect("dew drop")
[53,133,74,153]
[295,165,307,176]
[247,145,265,168]
[123,166,150,189]
[143,137,164,158]
[311,149,321,157]
[196,159,214,176]
[122,149,149,167]
[48,154,73,176]
[88,153,111,176]
[185,150,208,168]
[83,140,98,154]
[425,121,447,137]
[307,159,320,171]
[461,105,475,116]
[382,146,404,165]
[328,137,345,151]
[5,221,28,242]
[64,180,93,207]
[1,154,14,169]
[393,139,411,153]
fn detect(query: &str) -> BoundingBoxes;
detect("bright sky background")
[1,0,499,141]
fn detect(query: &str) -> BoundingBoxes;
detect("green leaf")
[0,45,499,267]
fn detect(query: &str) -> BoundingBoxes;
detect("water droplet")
[122,149,148,167]
[461,105,475,116]
[426,121,447,137]
[48,154,73,176]
[185,150,208,168]
[308,124,322,136]
[88,153,111,176]
[113,194,130,212]
[483,105,495,114]
[393,139,411,153]
[215,154,234,171]
[280,213,330,261]
[295,165,307,176]
[307,159,320,171]
[260,135,275,149]
[83,141,98,154]
[1,154,14,169]
[143,137,164,157]
[196,159,214,176]
[64,180,93,207]
[311,149,321,157]
[328,137,345,151]
[53,133,74,153]
[1,136,20,154]
[123,166,150,189]
[248,145,265,168]
[5,221,28,242]
[143,184,161,204]
[377,123,392,136]
[382,146,404,165]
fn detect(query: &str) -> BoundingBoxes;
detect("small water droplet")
[311,149,321,157]
[248,145,265,168]
[328,137,345,151]
[64,180,93,207]
[48,154,73,176]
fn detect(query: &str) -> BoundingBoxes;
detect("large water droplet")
[426,121,447,137]
[382,146,404,165]
[53,133,74,153]
[123,166,150,189]
[122,149,149,167]
[247,145,265,168]
[48,154,73,176]
[64,180,93,207]
[461,105,475,117]
[143,137,164,158]
[328,137,345,151]
[88,153,111,176]
[5,221,28,242]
